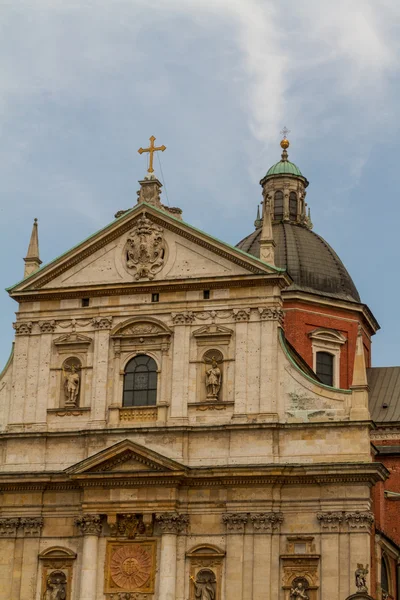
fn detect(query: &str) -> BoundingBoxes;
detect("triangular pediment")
[65,439,187,475]
[9,203,283,298]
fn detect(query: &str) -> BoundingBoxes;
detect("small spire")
[24,218,42,278]
[254,205,262,229]
[350,324,370,420]
[259,195,276,265]
[280,126,290,162]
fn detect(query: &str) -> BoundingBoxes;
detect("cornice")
[10,274,289,303]
[282,290,379,333]
[0,462,388,492]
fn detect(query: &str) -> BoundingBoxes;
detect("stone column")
[346,511,374,595]
[92,317,112,425]
[170,313,193,419]
[19,518,44,599]
[250,512,283,600]
[75,514,102,600]
[155,512,189,600]
[35,321,56,426]
[258,308,283,416]
[232,310,250,416]
[223,513,248,599]
[9,325,32,427]
[317,512,343,600]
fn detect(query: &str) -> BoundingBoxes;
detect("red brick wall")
[283,299,372,389]
[372,443,400,599]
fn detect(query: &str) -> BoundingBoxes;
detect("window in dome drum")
[289,192,297,221]
[316,351,334,387]
[274,190,284,220]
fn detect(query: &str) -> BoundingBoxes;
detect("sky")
[1,0,400,368]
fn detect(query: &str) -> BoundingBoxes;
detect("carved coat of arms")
[125,216,166,280]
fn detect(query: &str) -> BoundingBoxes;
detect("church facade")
[0,137,388,600]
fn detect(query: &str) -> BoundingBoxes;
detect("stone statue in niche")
[191,569,216,600]
[205,358,222,400]
[290,579,309,600]
[63,362,80,406]
[355,564,369,593]
[125,215,166,280]
[43,570,67,600]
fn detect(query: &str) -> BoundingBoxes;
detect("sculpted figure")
[205,358,222,399]
[355,564,369,593]
[290,581,309,600]
[43,571,66,600]
[63,363,80,405]
[191,570,216,600]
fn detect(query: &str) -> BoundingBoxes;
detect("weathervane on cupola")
[280,126,290,161]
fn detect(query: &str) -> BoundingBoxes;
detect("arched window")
[274,191,284,220]
[316,351,334,386]
[289,192,297,221]
[123,355,157,407]
[381,555,390,598]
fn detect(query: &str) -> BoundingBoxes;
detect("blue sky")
[1,0,400,368]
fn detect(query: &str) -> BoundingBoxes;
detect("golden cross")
[138,135,166,174]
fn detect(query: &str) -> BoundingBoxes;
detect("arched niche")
[39,546,77,600]
[186,545,225,600]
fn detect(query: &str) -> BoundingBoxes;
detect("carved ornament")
[92,316,113,330]
[171,311,195,325]
[125,215,166,280]
[317,511,343,531]
[355,564,369,593]
[75,514,102,536]
[258,306,285,324]
[0,516,43,537]
[39,320,57,333]
[119,407,158,422]
[13,321,33,335]
[105,541,156,594]
[119,323,164,336]
[250,512,284,532]
[155,512,189,534]
[0,517,20,536]
[20,516,44,535]
[53,333,92,352]
[222,513,248,532]
[345,511,374,530]
[108,514,151,539]
[232,308,251,322]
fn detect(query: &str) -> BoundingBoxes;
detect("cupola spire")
[24,218,42,278]
[259,197,275,265]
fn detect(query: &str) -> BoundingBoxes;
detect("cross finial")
[280,126,290,140]
[138,135,166,174]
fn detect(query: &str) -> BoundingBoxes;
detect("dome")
[265,160,304,178]
[237,223,360,302]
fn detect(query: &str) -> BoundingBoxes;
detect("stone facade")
[0,191,386,599]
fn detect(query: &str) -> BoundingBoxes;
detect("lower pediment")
[65,439,187,475]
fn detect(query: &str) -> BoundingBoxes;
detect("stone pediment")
[65,439,186,475]
[53,333,92,349]
[111,317,172,339]
[193,324,233,340]
[8,204,283,300]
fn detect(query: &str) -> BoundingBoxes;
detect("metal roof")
[237,222,361,302]
[368,367,400,423]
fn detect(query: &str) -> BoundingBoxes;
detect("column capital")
[155,512,189,534]
[222,513,248,532]
[0,517,20,537]
[20,516,44,536]
[317,511,343,532]
[75,514,102,536]
[344,511,374,531]
[250,512,283,533]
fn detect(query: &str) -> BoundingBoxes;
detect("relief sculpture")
[43,571,67,600]
[125,216,166,280]
[290,579,309,600]
[62,361,80,407]
[191,569,216,600]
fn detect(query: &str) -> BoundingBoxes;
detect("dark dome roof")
[237,223,360,302]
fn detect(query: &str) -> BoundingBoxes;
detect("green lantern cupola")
[260,134,311,228]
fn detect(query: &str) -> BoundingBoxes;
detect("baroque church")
[0,134,396,600]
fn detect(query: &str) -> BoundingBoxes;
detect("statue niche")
[204,350,223,401]
[290,578,310,600]
[43,570,67,600]
[62,358,81,407]
[191,569,216,600]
